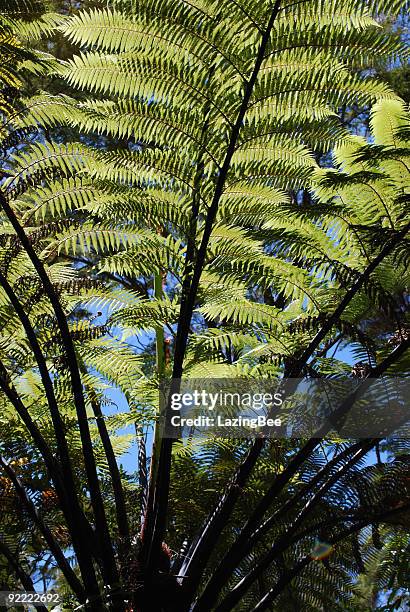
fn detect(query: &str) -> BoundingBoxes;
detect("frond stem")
[0,454,87,602]
[0,540,48,612]
[181,221,409,602]
[210,338,410,610]
[145,3,282,593]
[213,441,374,611]
[0,191,121,600]
[0,359,101,597]
[192,438,365,610]
[82,368,131,547]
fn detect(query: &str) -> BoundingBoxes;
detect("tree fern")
[0,1,409,611]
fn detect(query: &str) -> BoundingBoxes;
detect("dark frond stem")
[0,271,98,541]
[0,454,86,602]
[209,339,410,611]
[288,221,410,377]
[0,359,101,598]
[146,0,282,583]
[192,440,368,611]
[252,501,410,612]
[309,333,343,366]
[213,442,375,612]
[0,362,57,470]
[142,261,166,543]
[178,438,265,589]
[0,540,49,612]
[181,221,410,593]
[137,424,148,521]
[0,192,121,600]
[141,61,215,558]
[82,371,130,546]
